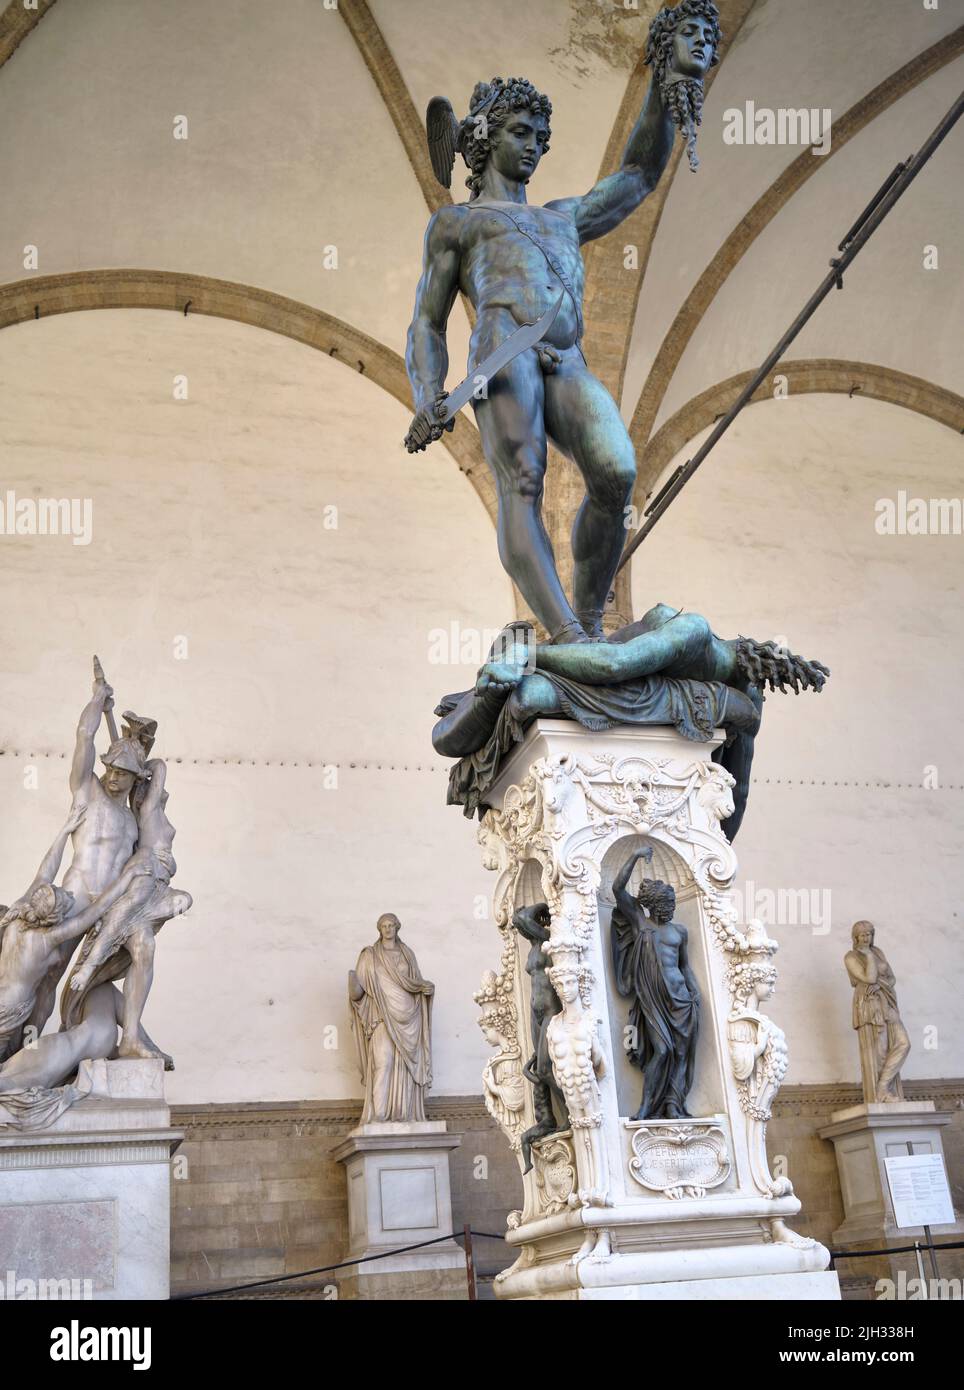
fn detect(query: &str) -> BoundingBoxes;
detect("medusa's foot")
[476,661,525,699]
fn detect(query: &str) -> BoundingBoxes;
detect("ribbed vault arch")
[581,0,757,403]
[629,26,964,453]
[634,359,964,507]
[0,0,56,69]
[0,267,497,523]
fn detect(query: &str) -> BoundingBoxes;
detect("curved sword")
[404,293,564,450]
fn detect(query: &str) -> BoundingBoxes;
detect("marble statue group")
[0,659,192,1128]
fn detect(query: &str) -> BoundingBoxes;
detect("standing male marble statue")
[349,914,435,1124]
[61,757,191,1063]
[405,2,722,643]
[62,665,148,914]
[845,921,910,1104]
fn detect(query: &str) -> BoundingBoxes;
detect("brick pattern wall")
[769,1081,964,1298]
[170,1082,964,1299]
[169,1096,521,1298]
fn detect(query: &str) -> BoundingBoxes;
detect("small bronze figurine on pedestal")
[611,849,700,1120]
[512,903,569,1169]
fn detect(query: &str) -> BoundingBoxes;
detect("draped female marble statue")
[845,921,910,1104]
[349,915,435,1124]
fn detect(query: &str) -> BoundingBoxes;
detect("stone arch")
[628,27,964,449]
[0,266,497,527]
[632,358,964,508]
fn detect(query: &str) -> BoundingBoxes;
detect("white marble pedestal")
[333,1120,467,1300]
[474,720,840,1301]
[0,1058,182,1300]
[819,1101,964,1285]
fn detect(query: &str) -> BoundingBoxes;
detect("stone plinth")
[474,720,840,1301]
[819,1101,964,1280]
[0,1058,182,1301]
[332,1120,467,1300]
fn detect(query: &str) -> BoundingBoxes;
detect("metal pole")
[914,1241,928,1297]
[463,1222,477,1301]
[617,88,964,574]
[904,1140,941,1288]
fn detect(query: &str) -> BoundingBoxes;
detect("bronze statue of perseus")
[405,2,722,644]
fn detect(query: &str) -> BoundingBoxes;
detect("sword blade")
[439,293,564,421]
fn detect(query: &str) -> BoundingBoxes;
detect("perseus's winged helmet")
[426,96,462,189]
[425,81,534,189]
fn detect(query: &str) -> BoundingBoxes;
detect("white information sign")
[884,1153,955,1229]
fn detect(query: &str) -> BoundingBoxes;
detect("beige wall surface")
[0,309,512,1104]
[631,392,964,1083]
[622,0,964,418]
[0,1,961,1111]
[1,315,961,1104]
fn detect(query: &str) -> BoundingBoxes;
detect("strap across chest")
[467,203,584,343]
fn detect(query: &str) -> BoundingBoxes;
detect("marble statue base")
[473,721,840,1301]
[0,1058,182,1301]
[819,1101,964,1285]
[333,1120,467,1300]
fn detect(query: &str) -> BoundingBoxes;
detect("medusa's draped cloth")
[439,669,738,820]
[350,939,433,1123]
[611,907,699,1118]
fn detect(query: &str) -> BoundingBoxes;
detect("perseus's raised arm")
[549,81,675,244]
[405,207,462,412]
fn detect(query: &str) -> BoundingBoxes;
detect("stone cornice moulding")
[171,1094,489,1135]
[168,1085,963,1134]
[775,1079,964,1119]
[629,25,964,456]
